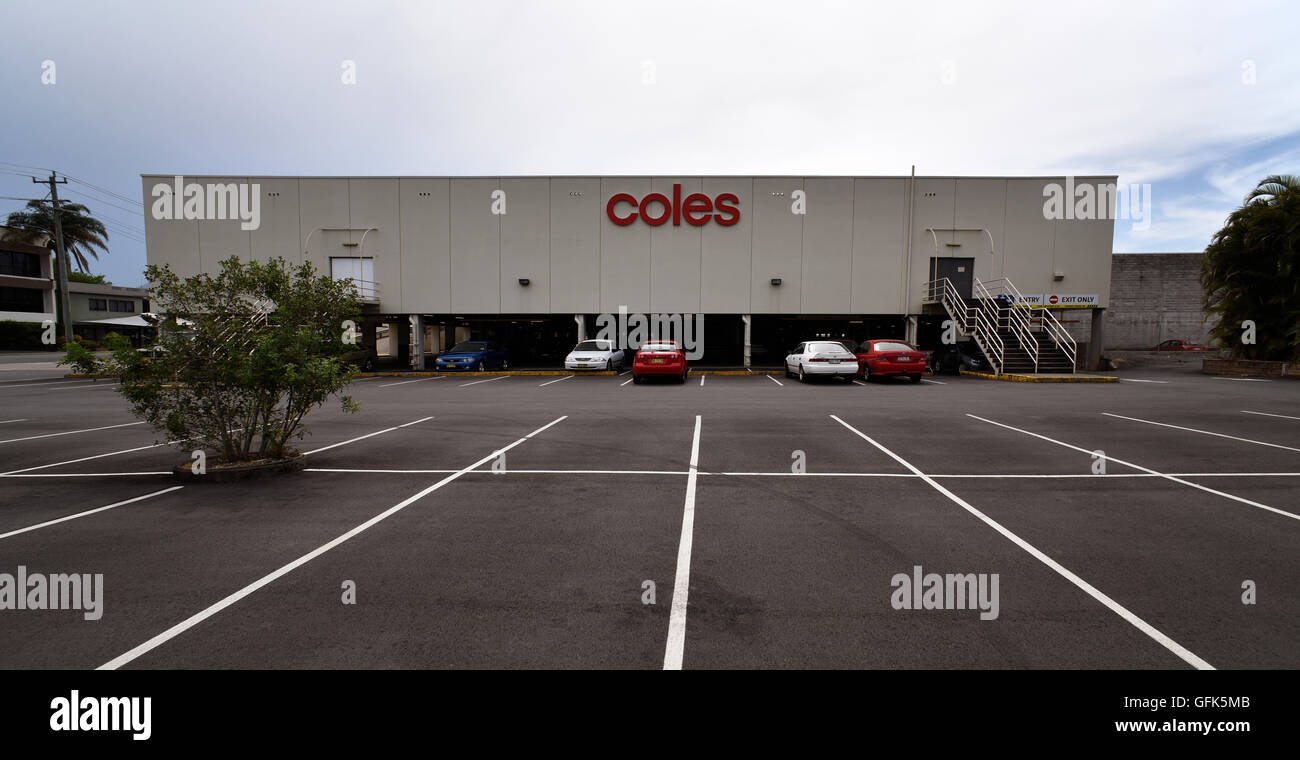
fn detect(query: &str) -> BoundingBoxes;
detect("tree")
[4,199,109,273]
[107,256,362,465]
[67,271,109,284]
[1201,174,1300,361]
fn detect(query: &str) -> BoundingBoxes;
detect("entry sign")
[1044,293,1099,308]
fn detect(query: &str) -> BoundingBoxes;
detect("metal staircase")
[923,276,1077,375]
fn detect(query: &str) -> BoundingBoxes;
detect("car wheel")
[785,364,793,378]
[910,373,922,384]
[798,365,808,383]
[862,366,871,382]
[632,374,641,384]
[606,359,613,371]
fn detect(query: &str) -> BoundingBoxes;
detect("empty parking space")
[0,368,1296,669]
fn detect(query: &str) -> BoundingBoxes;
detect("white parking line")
[298,468,1300,479]
[699,375,705,386]
[301,417,433,455]
[1214,377,1270,382]
[831,414,1213,670]
[538,375,573,387]
[99,416,568,671]
[767,375,784,386]
[1102,412,1300,454]
[920,378,946,385]
[1121,378,1170,384]
[459,375,509,387]
[1,440,180,476]
[1242,410,1300,422]
[969,414,1300,522]
[0,419,27,424]
[620,378,634,387]
[0,486,184,541]
[44,382,120,391]
[618,370,630,376]
[376,377,445,388]
[0,421,145,446]
[0,380,103,390]
[1,472,172,478]
[664,414,702,671]
[852,380,868,386]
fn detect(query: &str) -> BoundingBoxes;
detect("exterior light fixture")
[519,278,531,286]
[771,278,782,286]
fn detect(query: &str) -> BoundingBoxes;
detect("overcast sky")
[2,0,1297,287]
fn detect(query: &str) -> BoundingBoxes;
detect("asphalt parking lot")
[0,361,1296,670]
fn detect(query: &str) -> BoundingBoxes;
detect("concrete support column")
[1086,307,1106,371]
[905,315,919,345]
[409,314,424,370]
[575,314,586,342]
[742,314,752,368]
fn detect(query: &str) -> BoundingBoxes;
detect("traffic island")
[172,452,307,483]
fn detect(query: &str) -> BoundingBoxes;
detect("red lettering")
[640,193,671,226]
[607,193,638,226]
[683,193,713,225]
[605,188,740,226]
[714,193,740,226]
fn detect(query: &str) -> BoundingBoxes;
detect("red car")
[632,340,688,383]
[854,339,927,383]
[1153,339,1207,352]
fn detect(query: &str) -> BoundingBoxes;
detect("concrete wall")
[1106,253,1213,349]
[143,175,1117,315]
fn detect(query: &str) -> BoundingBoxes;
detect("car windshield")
[639,343,678,353]
[872,341,914,352]
[574,341,609,352]
[450,342,488,353]
[809,342,852,354]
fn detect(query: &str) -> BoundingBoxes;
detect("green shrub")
[58,341,101,375]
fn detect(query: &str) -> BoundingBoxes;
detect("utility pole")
[34,172,73,345]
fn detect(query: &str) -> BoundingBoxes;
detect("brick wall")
[1105,253,1213,350]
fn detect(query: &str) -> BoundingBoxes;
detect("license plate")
[896,357,911,362]
[829,359,840,364]
[651,358,664,364]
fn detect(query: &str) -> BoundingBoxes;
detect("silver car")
[564,339,625,371]
[785,341,859,383]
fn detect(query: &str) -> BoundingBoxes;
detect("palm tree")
[4,199,109,273]
[1201,174,1300,361]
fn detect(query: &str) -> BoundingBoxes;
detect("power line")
[63,174,144,208]
[60,188,148,218]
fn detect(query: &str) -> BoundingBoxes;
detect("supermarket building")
[141,175,1118,370]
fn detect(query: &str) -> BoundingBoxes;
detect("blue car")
[435,340,510,371]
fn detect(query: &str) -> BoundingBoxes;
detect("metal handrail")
[925,277,1002,374]
[1036,308,1078,372]
[982,277,1039,371]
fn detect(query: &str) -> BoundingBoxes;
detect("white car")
[785,341,859,383]
[564,339,625,371]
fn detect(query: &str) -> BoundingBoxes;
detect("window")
[0,287,44,313]
[109,300,135,313]
[0,251,42,278]
[89,298,108,311]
